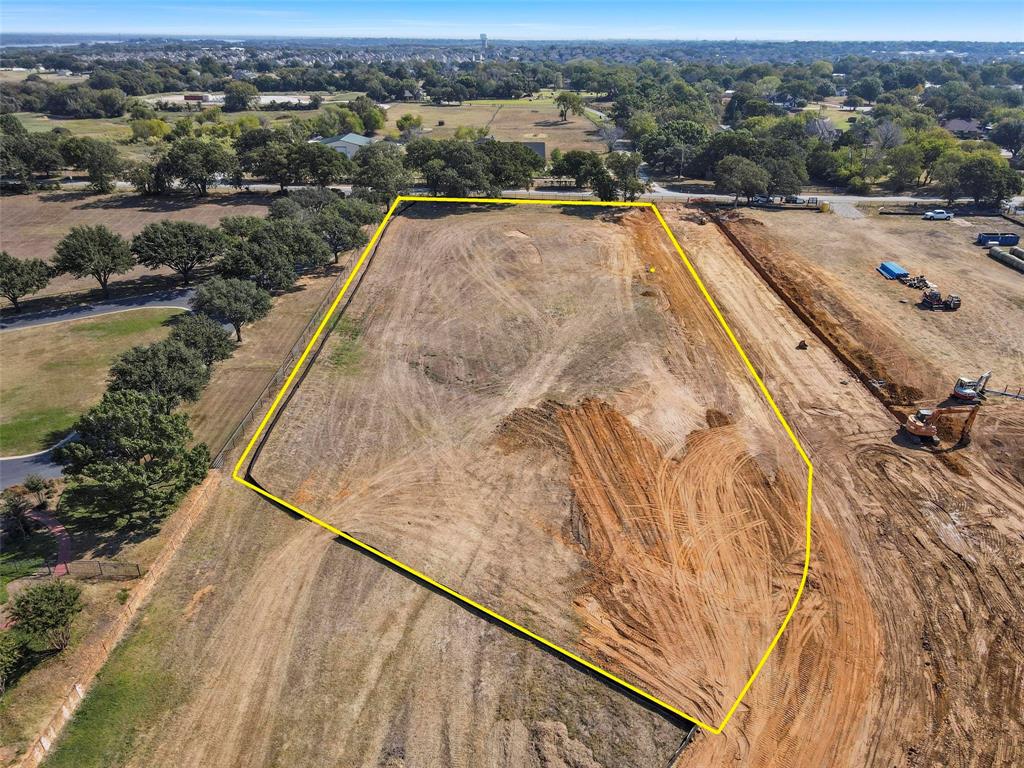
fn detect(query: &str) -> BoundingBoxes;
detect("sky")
[1,0,1023,41]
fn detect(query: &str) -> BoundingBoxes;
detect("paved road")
[0,288,195,488]
[54,178,1024,208]
[0,287,194,332]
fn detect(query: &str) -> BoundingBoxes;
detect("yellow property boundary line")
[231,195,814,735]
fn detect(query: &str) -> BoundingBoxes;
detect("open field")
[0,191,272,300]
[386,104,604,156]
[0,308,182,455]
[802,103,859,131]
[250,203,807,728]
[0,71,87,85]
[32,202,1024,768]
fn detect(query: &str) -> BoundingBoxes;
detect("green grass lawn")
[804,104,859,132]
[39,583,182,768]
[0,309,182,455]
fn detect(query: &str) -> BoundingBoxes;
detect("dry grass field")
[0,191,272,300]
[386,104,605,157]
[34,203,1024,768]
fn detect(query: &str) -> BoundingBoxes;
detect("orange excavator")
[903,404,980,446]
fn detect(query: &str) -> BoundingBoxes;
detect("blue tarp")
[877,261,909,279]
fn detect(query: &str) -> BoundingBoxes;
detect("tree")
[762,153,809,196]
[478,140,545,190]
[956,154,1022,205]
[850,77,883,103]
[931,150,965,204]
[217,239,297,292]
[61,137,122,193]
[122,160,170,196]
[223,81,260,112]
[10,581,83,651]
[406,138,494,197]
[54,390,208,519]
[349,95,385,133]
[554,91,585,122]
[295,141,353,187]
[163,137,237,195]
[352,143,412,203]
[396,113,423,138]
[550,149,608,188]
[131,221,224,284]
[192,276,272,342]
[312,210,369,262]
[0,631,23,696]
[53,225,133,298]
[1,489,33,539]
[23,474,51,507]
[714,155,770,202]
[289,187,339,214]
[990,118,1024,160]
[604,152,648,201]
[885,144,924,191]
[108,339,210,408]
[168,313,234,365]
[0,252,50,312]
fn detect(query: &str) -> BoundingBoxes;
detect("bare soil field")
[723,208,1024,482]
[250,203,809,728]
[658,205,1024,765]
[36,202,1024,768]
[386,104,604,157]
[0,191,271,300]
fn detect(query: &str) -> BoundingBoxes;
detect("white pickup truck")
[922,209,954,220]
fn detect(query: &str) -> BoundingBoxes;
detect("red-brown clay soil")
[113,202,1023,767]
[252,203,809,729]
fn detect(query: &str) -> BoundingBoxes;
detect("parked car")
[923,209,954,220]
[784,195,807,204]
[751,195,773,205]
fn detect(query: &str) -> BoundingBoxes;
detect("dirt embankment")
[717,211,1024,484]
[660,205,1024,767]
[716,215,931,408]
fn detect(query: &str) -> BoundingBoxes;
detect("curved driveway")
[0,287,194,488]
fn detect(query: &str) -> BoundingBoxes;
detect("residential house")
[942,118,984,139]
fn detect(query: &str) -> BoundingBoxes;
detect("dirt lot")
[34,202,1024,768]
[0,191,271,300]
[248,203,809,728]
[386,104,604,157]
[723,208,1024,483]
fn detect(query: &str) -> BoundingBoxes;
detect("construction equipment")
[921,289,961,311]
[900,274,932,289]
[903,405,980,446]
[952,371,991,402]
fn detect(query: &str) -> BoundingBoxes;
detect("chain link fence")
[209,267,349,470]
